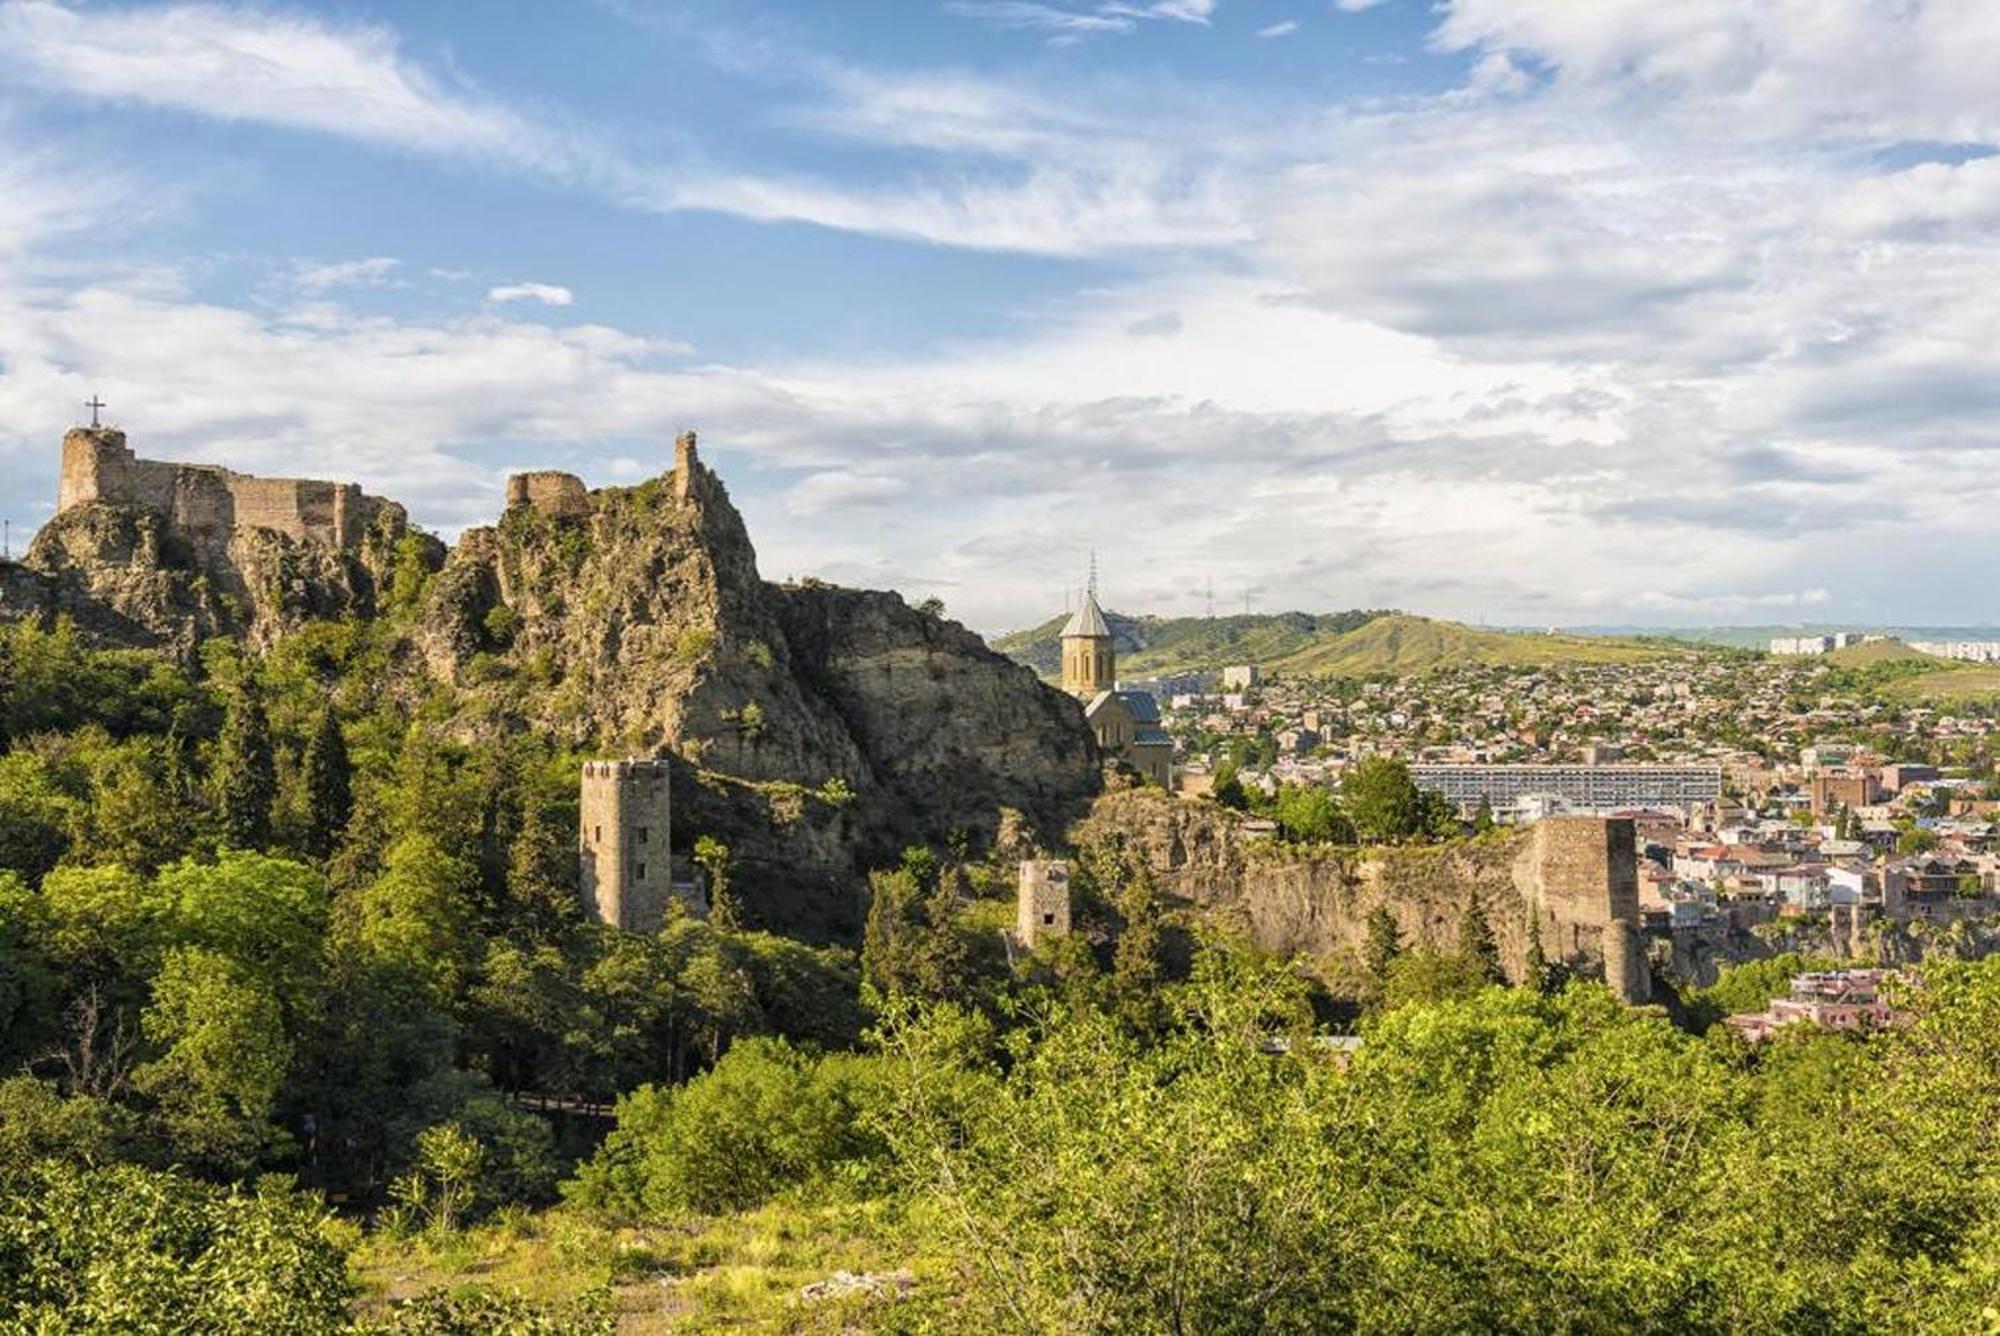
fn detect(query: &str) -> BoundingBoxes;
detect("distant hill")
[1823,638,1947,668]
[993,609,1671,679]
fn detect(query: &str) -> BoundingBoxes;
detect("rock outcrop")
[8,428,427,654]
[0,425,1100,937]
[1072,787,1655,993]
[417,442,1100,931]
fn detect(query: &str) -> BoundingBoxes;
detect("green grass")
[1821,638,1946,669]
[351,1200,930,1333]
[992,608,1671,680]
[1888,665,2000,703]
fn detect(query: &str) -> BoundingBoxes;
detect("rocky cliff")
[4,484,422,656]
[1,428,1100,936]
[414,445,1099,932]
[1072,787,1660,993]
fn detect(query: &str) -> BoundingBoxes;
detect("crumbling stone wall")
[1513,816,1650,1003]
[505,470,592,521]
[58,428,390,553]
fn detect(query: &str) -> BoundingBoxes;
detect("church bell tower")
[1059,562,1115,698]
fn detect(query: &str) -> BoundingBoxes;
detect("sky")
[4,1,2000,634]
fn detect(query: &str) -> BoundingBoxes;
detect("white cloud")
[0,0,526,155]
[293,257,401,293]
[946,0,1216,34]
[486,282,574,307]
[1255,20,1298,39]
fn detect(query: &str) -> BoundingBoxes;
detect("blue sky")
[5,1,2000,632]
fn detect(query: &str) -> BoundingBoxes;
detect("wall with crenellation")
[57,427,391,553]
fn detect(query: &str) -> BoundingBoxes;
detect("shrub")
[0,1161,352,1330]
[567,1039,894,1217]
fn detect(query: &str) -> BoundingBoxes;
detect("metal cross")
[84,395,106,428]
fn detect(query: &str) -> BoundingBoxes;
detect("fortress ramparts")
[58,427,393,552]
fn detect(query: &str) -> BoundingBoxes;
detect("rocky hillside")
[1,437,1100,936]
[0,496,424,656]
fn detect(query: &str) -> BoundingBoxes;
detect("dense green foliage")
[4,617,1998,1330]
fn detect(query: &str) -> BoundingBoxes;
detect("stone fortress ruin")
[1515,815,1651,1004]
[58,426,397,556]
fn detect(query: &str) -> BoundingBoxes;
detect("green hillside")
[993,609,1670,679]
[1822,638,1945,669]
[1276,613,1667,676]
[991,608,1382,677]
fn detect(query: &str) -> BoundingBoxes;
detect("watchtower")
[579,758,675,932]
[1016,859,1072,948]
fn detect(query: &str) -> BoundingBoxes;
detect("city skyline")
[5,1,2000,632]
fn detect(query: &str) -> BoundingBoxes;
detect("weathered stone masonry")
[59,427,393,555]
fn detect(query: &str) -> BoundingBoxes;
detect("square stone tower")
[1017,859,1073,948]
[579,758,674,932]
[1519,816,1650,1004]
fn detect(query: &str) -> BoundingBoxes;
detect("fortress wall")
[506,471,592,521]
[1521,817,1638,928]
[61,429,179,514]
[59,427,386,553]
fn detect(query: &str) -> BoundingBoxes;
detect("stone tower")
[673,429,701,504]
[579,758,675,932]
[1516,816,1651,1004]
[1016,859,1073,948]
[1060,590,1115,698]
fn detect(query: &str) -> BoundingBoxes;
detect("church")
[1059,587,1174,787]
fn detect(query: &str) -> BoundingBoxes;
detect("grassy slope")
[1273,613,1665,676]
[992,609,1669,679]
[1822,639,1946,669]
[352,1201,933,1332]
[1814,639,2000,702]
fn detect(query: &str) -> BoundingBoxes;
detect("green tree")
[1473,795,1497,834]
[298,701,352,860]
[0,1162,352,1329]
[1521,912,1550,993]
[504,797,577,942]
[389,1122,485,1234]
[567,1038,892,1217]
[694,834,738,929]
[1362,904,1402,993]
[356,834,483,1001]
[133,947,291,1174]
[214,684,276,850]
[1341,756,1422,843]
[1457,895,1504,984]
[1896,827,1939,856]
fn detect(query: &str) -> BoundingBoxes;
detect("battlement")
[505,470,591,520]
[581,758,672,782]
[58,426,392,553]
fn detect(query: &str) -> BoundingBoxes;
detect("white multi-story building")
[1412,764,1724,818]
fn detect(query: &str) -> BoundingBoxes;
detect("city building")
[1725,970,1903,1042]
[1410,764,1722,818]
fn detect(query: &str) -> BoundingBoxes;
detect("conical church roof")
[1061,590,1111,639]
